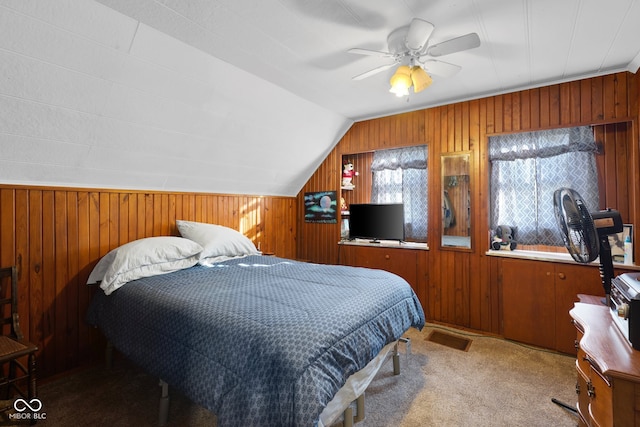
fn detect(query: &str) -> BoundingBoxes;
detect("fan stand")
[551,232,614,416]
[596,233,615,306]
[551,398,578,415]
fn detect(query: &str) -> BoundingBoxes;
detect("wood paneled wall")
[0,186,297,379]
[297,71,640,335]
[2,72,638,379]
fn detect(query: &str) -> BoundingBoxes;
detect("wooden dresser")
[570,301,640,426]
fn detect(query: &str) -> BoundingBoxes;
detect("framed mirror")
[441,152,471,249]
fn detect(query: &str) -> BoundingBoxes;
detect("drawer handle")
[558,272,566,280]
[583,355,612,387]
[587,381,595,398]
[582,355,595,366]
[385,254,390,260]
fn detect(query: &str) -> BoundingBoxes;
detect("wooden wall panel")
[2,71,637,379]
[297,71,640,336]
[0,186,297,379]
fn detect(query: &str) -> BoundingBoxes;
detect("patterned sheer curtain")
[489,126,599,245]
[371,145,428,242]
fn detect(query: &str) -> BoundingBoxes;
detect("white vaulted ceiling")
[1,0,639,196]
[94,0,640,119]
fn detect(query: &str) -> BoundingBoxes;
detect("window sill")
[486,249,640,270]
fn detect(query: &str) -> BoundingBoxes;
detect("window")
[489,127,599,246]
[371,145,428,242]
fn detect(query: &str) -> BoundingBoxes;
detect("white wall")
[0,0,352,196]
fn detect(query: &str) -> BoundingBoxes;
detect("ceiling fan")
[348,18,480,96]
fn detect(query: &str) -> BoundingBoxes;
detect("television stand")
[337,241,428,297]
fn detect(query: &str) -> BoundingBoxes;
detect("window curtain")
[371,145,428,241]
[489,126,599,245]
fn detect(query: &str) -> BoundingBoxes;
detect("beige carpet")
[36,323,578,426]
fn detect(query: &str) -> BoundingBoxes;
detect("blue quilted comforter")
[86,255,425,426]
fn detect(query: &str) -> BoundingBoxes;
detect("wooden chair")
[0,266,38,416]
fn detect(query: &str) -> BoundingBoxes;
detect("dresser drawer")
[571,303,640,427]
[353,247,418,285]
[576,344,590,380]
[576,361,590,425]
[588,365,612,427]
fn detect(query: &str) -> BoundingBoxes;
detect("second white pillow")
[176,220,259,262]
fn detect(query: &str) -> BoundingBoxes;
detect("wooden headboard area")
[0,185,297,379]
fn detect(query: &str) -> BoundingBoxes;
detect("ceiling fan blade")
[348,48,395,58]
[421,60,461,78]
[406,18,435,52]
[352,62,397,80]
[426,32,480,57]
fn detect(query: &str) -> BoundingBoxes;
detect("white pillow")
[86,250,117,285]
[87,236,203,295]
[176,220,259,262]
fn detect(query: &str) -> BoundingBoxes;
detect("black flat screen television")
[348,203,405,242]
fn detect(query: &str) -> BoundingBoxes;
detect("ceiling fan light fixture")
[349,18,479,95]
[410,66,432,93]
[389,65,412,97]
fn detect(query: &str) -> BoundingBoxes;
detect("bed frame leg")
[393,337,411,376]
[343,406,354,427]
[354,393,365,422]
[105,341,113,369]
[158,380,170,426]
[399,336,411,357]
[343,393,365,426]
[393,343,401,375]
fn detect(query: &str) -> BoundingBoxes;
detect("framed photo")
[304,191,337,223]
[609,223,633,263]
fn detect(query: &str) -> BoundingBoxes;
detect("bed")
[85,221,425,426]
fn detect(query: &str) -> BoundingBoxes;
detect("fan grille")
[553,188,598,263]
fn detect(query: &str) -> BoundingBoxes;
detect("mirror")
[441,152,471,249]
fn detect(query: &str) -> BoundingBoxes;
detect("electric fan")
[551,188,623,415]
[553,187,623,303]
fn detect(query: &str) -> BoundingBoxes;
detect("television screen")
[348,203,405,242]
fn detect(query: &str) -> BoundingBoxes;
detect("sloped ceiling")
[95,0,640,120]
[1,0,639,196]
[0,0,350,196]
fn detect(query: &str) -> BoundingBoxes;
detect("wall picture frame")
[609,223,633,263]
[304,191,337,223]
